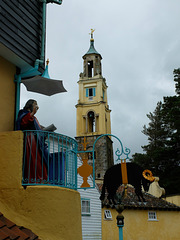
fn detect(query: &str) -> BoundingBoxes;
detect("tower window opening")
[89,88,93,97]
[87,111,95,132]
[88,61,93,77]
[86,88,96,100]
[103,89,105,101]
[88,151,96,160]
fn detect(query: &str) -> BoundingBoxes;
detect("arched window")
[88,61,93,77]
[87,111,95,132]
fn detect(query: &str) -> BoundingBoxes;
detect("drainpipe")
[37,0,47,65]
[36,0,63,65]
[37,0,63,64]
[15,0,63,124]
[15,0,47,123]
[15,75,21,122]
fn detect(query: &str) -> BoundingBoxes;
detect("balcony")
[22,130,78,189]
[0,131,82,240]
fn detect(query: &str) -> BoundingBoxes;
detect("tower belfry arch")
[75,30,114,182]
[87,110,95,133]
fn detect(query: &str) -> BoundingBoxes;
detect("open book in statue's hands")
[42,124,57,132]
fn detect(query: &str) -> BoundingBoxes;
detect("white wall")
[78,157,102,240]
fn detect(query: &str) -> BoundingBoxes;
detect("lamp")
[115,203,124,240]
[116,214,124,227]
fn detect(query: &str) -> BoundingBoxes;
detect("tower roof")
[85,39,100,55]
[83,29,102,58]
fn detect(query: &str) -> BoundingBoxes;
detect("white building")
[78,157,102,240]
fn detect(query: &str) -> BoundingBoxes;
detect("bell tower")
[75,30,114,182]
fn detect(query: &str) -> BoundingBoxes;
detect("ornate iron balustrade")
[22,130,78,189]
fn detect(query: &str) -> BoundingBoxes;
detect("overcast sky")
[21,0,180,159]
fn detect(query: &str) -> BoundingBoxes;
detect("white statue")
[148,177,165,198]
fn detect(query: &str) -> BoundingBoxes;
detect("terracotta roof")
[0,212,40,240]
[97,184,180,211]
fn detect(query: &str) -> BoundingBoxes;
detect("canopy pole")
[14,0,63,125]
[15,75,21,123]
[40,0,46,63]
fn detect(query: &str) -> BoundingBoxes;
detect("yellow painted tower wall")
[0,131,82,240]
[76,77,111,136]
[102,208,180,240]
[76,36,114,180]
[78,78,107,104]
[76,105,111,135]
[0,57,16,132]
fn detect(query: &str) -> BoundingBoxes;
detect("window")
[81,199,90,215]
[104,210,112,220]
[88,61,93,77]
[148,211,157,221]
[88,151,96,160]
[89,88,93,97]
[103,89,105,101]
[86,88,96,99]
[87,111,95,132]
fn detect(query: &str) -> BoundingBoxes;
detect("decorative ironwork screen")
[77,134,131,189]
[22,130,78,189]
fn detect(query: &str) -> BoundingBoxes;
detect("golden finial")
[81,137,89,151]
[46,58,49,65]
[89,29,95,40]
[77,137,93,188]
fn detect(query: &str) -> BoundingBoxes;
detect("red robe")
[21,113,48,184]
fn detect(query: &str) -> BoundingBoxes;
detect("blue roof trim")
[84,40,100,56]
[42,64,50,78]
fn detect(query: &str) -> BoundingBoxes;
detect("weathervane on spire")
[90,28,95,40]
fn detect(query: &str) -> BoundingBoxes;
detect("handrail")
[22,130,78,189]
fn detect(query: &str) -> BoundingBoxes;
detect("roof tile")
[0,226,19,239]
[0,219,6,228]
[0,214,15,228]
[0,213,40,240]
[98,184,180,210]
[20,227,39,240]
[10,226,29,240]
[0,230,9,240]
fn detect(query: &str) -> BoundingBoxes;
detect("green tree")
[173,68,180,95]
[162,96,180,164]
[139,102,169,174]
[132,71,180,195]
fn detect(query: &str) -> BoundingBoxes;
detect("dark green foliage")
[132,71,180,195]
[173,68,180,95]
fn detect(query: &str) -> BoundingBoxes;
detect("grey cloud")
[21,0,180,157]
